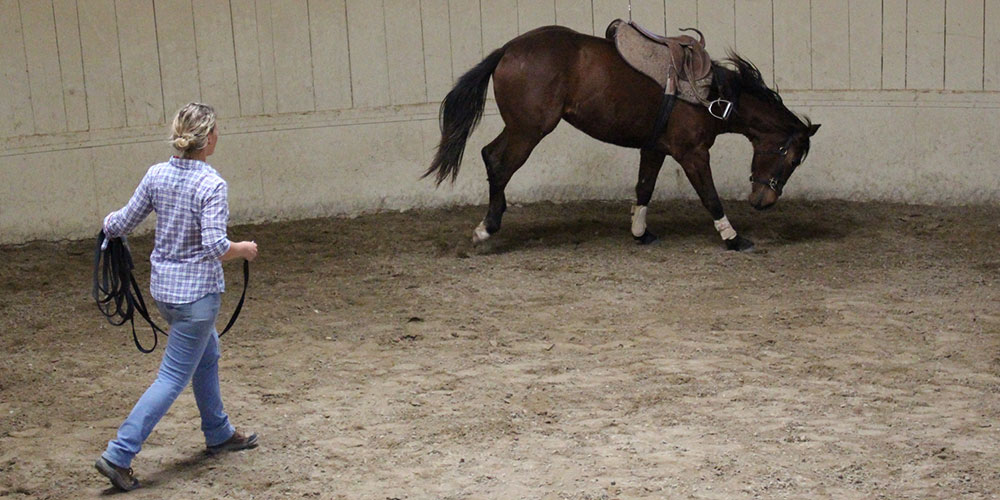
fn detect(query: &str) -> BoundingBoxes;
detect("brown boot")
[95,457,140,491]
[206,429,259,455]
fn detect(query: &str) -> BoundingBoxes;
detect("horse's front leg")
[631,149,665,244]
[677,148,754,251]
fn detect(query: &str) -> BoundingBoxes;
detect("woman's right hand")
[237,241,258,262]
[222,240,258,262]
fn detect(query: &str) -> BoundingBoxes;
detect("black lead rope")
[93,230,249,353]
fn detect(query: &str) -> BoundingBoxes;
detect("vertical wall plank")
[450,0,483,83]
[270,0,315,113]
[628,0,665,30]
[735,0,774,87]
[848,0,882,89]
[255,0,278,114]
[772,0,811,89]
[155,0,200,117]
[944,0,984,90]
[79,0,127,129]
[231,0,264,116]
[309,0,352,110]
[906,0,945,89]
[988,0,1000,90]
[517,0,554,33]
[346,0,390,108]
[666,0,699,35]
[52,0,88,131]
[591,0,627,35]
[698,0,735,54]
[482,0,518,51]
[21,0,67,133]
[385,0,427,105]
[0,0,33,137]
[882,0,907,88]
[116,0,164,126]
[811,0,850,89]
[421,0,453,102]
[192,2,241,117]
[555,0,593,34]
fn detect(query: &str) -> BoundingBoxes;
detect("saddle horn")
[678,27,706,48]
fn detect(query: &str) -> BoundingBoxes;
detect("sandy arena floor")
[1,199,999,499]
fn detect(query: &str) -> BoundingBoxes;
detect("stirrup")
[708,99,733,120]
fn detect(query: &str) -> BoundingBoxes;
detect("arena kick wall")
[1,0,998,244]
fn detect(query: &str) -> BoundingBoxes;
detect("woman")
[95,103,259,491]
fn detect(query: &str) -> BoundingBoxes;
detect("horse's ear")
[808,124,821,136]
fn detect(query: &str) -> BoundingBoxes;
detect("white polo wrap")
[714,216,737,241]
[631,205,648,237]
[473,221,490,242]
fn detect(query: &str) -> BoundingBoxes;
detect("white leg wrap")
[473,221,490,243]
[714,216,738,241]
[631,205,648,237]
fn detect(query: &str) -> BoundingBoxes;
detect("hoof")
[472,222,491,244]
[725,235,755,252]
[634,231,658,245]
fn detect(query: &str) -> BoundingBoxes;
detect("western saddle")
[606,19,729,119]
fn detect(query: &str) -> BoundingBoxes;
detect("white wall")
[1,0,998,243]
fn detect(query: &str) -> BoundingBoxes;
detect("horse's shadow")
[463,202,855,255]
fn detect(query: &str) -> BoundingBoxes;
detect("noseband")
[750,135,796,196]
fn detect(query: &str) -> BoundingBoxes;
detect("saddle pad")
[607,19,713,105]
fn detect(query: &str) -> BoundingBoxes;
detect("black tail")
[423,47,507,185]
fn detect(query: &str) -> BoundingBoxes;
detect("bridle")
[750,134,798,196]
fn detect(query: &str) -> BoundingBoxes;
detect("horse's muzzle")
[749,183,779,210]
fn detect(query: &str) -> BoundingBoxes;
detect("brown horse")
[424,25,819,251]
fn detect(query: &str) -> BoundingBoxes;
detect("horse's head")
[748,123,820,210]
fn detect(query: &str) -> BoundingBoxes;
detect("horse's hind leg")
[631,149,666,245]
[474,129,540,243]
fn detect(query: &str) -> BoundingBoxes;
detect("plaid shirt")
[104,157,231,304]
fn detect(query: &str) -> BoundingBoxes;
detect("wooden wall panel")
[78,0,127,129]
[270,0,315,113]
[52,0,88,131]
[772,0,811,89]
[255,0,279,114]
[309,0,352,110]
[988,0,1000,90]
[944,0,984,90]
[421,0,453,102]
[848,0,882,89]
[21,0,67,133]
[665,0,699,35]
[591,0,626,36]
[882,0,907,88]
[230,0,264,116]
[346,0,390,108]
[0,0,33,137]
[734,0,774,87]
[450,0,483,83]
[906,0,945,89]
[698,0,735,54]
[811,0,850,89]
[116,0,164,126]
[385,0,427,105]
[482,0,518,51]
[192,1,241,117]
[154,0,200,117]
[629,0,665,31]
[555,0,594,35]
[517,0,555,33]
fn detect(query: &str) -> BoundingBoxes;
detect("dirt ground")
[1,199,998,499]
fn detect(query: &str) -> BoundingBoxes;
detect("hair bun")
[173,136,191,149]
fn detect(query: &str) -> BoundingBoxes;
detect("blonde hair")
[170,102,216,157]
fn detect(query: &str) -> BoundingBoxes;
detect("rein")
[92,231,249,353]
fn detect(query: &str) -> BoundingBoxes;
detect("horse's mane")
[713,53,811,132]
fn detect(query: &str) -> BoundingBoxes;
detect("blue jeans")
[102,293,235,468]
